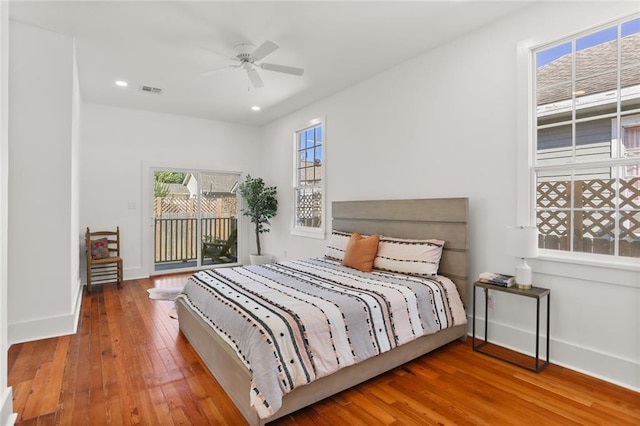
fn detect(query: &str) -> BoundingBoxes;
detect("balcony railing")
[154,217,237,263]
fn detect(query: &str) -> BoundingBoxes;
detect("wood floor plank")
[7,275,640,425]
[7,342,36,385]
[10,380,32,422]
[340,388,396,425]
[20,361,53,420]
[104,396,124,425]
[146,386,172,425]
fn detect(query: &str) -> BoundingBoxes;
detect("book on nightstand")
[478,272,515,287]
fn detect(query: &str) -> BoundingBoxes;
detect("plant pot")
[249,254,271,265]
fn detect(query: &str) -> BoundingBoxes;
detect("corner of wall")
[8,278,83,344]
[0,387,16,426]
[0,1,14,424]
[467,316,640,393]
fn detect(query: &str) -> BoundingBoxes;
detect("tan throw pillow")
[342,233,380,272]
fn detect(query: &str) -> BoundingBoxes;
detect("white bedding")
[178,257,466,419]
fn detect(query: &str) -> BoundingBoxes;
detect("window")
[292,118,325,238]
[532,16,640,260]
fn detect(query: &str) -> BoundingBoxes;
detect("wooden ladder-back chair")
[85,226,123,292]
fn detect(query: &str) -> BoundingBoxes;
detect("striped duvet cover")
[178,257,467,419]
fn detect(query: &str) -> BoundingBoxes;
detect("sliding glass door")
[153,169,239,273]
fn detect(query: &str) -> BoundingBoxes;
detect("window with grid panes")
[293,119,324,237]
[533,16,640,259]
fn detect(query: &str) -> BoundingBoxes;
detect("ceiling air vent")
[140,85,162,94]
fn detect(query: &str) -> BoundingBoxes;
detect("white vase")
[249,254,271,265]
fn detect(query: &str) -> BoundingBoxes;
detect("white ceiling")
[9,1,532,127]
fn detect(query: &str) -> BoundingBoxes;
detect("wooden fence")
[154,217,237,264]
[154,196,237,218]
[537,176,640,257]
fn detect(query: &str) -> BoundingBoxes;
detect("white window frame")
[291,117,326,239]
[517,14,640,272]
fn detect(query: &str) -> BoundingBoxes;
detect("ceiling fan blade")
[260,62,305,76]
[247,68,264,88]
[200,63,241,77]
[251,40,279,61]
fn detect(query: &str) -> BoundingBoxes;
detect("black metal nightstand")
[472,281,550,372]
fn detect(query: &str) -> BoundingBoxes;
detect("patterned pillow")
[374,236,445,276]
[342,233,380,272]
[324,230,352,261]
[91,237,110,260]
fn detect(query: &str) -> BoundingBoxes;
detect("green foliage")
[154,180,169,198]
[154,171,185,184]
[237,175,277,256]
[154,171,185,197]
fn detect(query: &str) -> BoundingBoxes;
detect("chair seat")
[91,256,122,265]
[202,229,237,264]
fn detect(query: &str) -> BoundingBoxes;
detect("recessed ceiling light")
[251,106,261,111]
[115,80,128,87]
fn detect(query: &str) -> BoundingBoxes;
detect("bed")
[176,197,469,425]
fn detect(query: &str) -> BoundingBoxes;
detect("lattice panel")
[155,196,236,218]
[620,210,640,240]
[537,181,571,208]
[297,193,318,218]
[620,176,640,209]
[538,178,640,209]
[579,179,615,209]
[218,196,238,217]
[537,210,569,236]
[296,190,322,227]
[577,210,615,239]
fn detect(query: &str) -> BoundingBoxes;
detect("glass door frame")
[143,163,241,276]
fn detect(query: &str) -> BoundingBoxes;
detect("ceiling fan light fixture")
[115,80,128,87]
[235,43,255,61]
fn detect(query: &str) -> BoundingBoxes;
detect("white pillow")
[374,236,445,276]
[324,230,352,261]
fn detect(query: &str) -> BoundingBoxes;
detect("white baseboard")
[71,278,83,334]
[81,265,147,286]
[468,318,640,393]
[550,338,640,393]
[8,283,83,345]
[0,387,16,426]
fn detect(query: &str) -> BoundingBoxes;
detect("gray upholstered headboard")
[332,198,469,308]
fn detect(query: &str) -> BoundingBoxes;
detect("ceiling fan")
[202,40,304,89]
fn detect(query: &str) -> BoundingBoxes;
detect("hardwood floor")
[8,275,640,425]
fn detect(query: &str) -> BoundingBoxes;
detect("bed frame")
[176,197,469,425]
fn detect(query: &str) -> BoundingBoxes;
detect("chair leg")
[117,260,123,289]
[87,264,92,293]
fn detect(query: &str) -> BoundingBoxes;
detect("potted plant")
[237,175,278,264]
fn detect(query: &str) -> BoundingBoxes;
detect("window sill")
[290,227,325,239]
[530,250,640,288]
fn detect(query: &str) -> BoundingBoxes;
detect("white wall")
[0,2,15,424]
[80,103,260,278]
[7,21,81,345]
[260,1,640,391]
